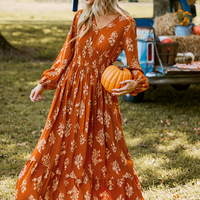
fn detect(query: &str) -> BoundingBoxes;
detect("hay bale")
[153,13,178,37]
[187,0,196,5]
[168,35,200,61]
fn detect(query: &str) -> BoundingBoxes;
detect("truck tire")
[123,92,145,103]
[171,84,190,90]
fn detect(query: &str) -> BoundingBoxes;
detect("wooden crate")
[155,42,179,66]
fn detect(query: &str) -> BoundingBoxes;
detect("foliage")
[175,9,192,26]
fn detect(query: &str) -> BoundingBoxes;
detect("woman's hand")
[112,79,138,96]
[30,84,45,102]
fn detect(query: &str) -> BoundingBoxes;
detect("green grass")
[1,58,200,199]
[0,2,200,199]
[0,22,72,60]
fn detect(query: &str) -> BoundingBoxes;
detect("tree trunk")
[154,0,170,17]
[0,32,16,51]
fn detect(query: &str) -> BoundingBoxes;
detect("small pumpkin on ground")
[193,25,200,35]
[101,65,132,93]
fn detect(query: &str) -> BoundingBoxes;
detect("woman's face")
[85,0,94,5]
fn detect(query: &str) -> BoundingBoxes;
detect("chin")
[85,0,94,5]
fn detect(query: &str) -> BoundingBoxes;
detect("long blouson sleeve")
[123,17,149,96]
[39,11,81,90]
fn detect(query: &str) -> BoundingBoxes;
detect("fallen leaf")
[179,144,185,149]
[167,132,173,137]
[166,119,171,125]
[171,137,177,140]
[32,131,36,135]
[17,142,28,147]
[166,158,170,163]
[168,115,173,119]
[173,195,179,198]
[123,118,127,123]
[137,143,146,148]
[9,172,15,175]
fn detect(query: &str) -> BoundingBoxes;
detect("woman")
[15,0,149,199]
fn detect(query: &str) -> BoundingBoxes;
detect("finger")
[119,80,132,85]
[112,87,127,92]
[112,91,128,96]
[30,90,35,102]
[35,95,42,101]
[33,90,39,101]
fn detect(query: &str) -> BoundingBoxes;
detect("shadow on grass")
[0,21,72,61]
[120,84,200,188]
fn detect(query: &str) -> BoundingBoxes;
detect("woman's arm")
[38,10,83,90]
[112,18,149,96]
[30,10,83,102]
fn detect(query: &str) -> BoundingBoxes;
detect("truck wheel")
[123,92,145,103]
[171,84,190,91]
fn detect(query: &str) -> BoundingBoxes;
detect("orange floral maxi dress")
[15,9,149,200]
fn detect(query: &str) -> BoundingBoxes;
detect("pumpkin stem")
[119,66,124,70]
[119,65,130,70]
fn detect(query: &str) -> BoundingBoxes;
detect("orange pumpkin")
[101,65,132,93]
[193,25,200,35]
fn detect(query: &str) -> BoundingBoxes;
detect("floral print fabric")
[15,9,149,200]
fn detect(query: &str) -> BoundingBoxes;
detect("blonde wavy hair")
[74,0,130,40]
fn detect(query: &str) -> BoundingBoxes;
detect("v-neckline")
[93,15,120,31]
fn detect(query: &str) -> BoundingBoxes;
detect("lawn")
[0,1,200,200]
